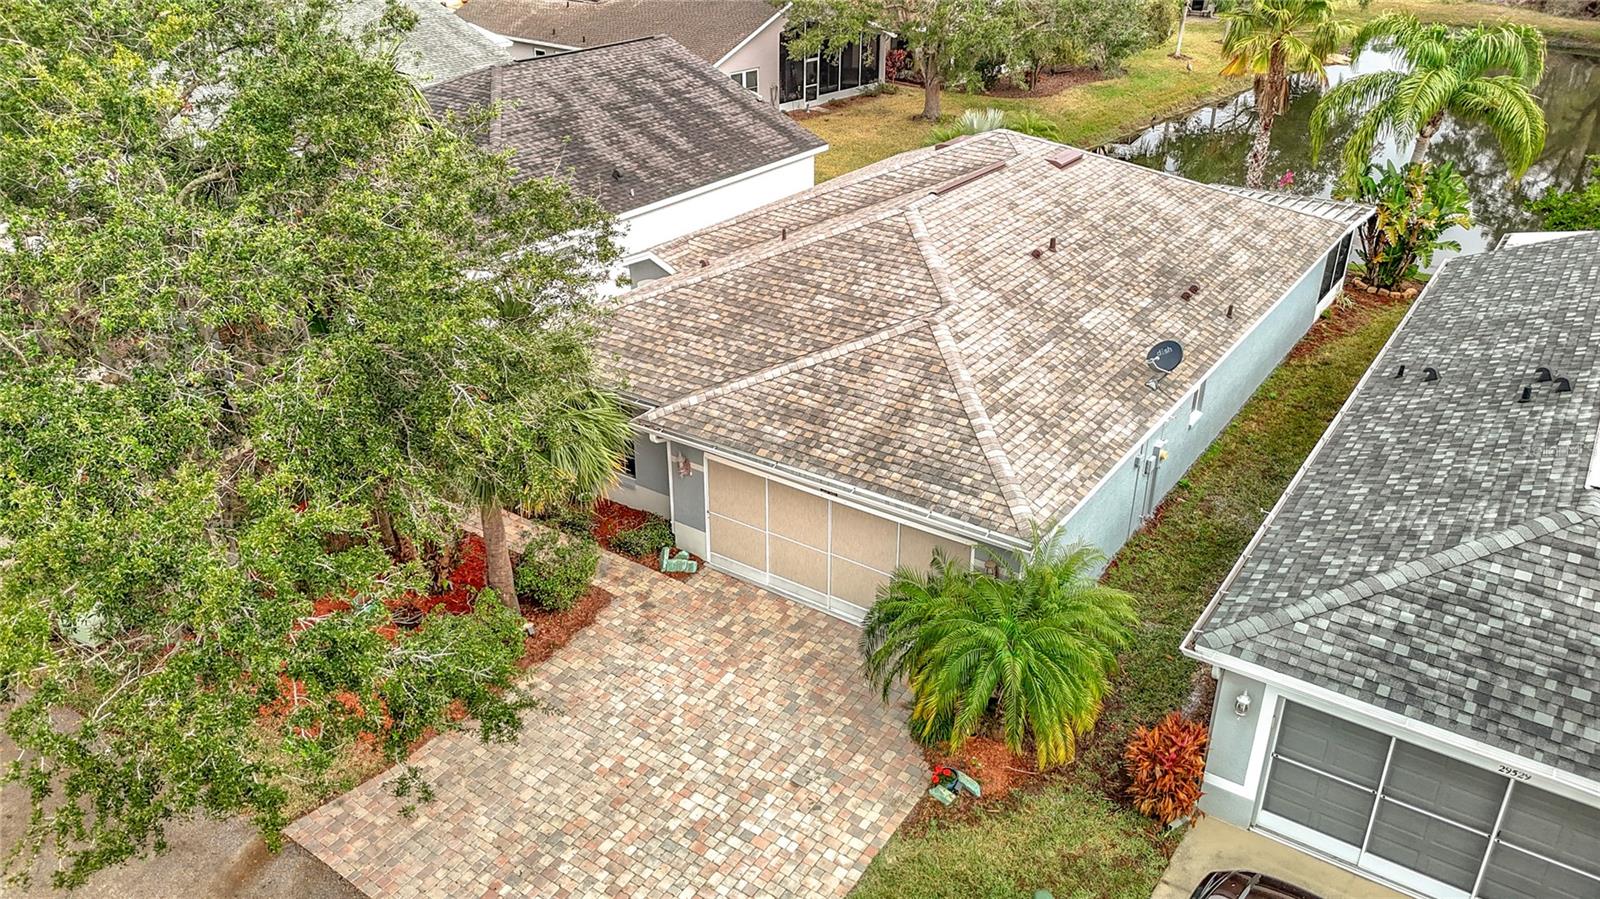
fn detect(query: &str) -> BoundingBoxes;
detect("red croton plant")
[1125,712,1209,826]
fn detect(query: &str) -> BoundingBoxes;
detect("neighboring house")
[346,0,512,87]
[598,130,1368,624]
[421,36,826,278]
[1185,233,1600,899]
[454,0,887,109]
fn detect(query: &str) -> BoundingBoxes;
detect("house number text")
[1497,764,1532,782]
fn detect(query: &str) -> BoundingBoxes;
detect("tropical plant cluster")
[0,0,627,886]
[1347,160,1473,288]
[1124,712,1209,826]
[861,540,1137,768]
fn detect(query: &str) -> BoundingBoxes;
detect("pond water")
[1106,48,1600,265]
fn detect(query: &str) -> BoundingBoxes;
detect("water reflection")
[1107,49,1600,265]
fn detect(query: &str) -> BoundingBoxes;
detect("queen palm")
[1311,14,1547,186]
[1220,0,1355,189]
[860,537,1137,768]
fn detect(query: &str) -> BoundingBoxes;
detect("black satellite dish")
[1145,340,1184,389]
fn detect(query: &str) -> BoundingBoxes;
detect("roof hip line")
[905,203,1034,533]
[635,316,932,422]
[1199,492,1600,651]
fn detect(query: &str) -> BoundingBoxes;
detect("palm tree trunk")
[479,499,519,613]
[1245,111,1277,189]
[1410,111,1446,166]
[1244,50,1287,190]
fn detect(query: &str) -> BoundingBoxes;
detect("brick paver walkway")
[288,552,926,899]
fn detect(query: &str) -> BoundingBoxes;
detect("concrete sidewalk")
[1153,817,1410,899]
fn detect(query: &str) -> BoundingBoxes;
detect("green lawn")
[850,294,1413,898]
[798,0,1600,182]
[851,784,1169,899]
[802,19,1244,182]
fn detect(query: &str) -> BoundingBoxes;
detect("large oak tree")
[0,0,625,886]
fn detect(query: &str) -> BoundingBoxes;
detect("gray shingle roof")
[456,0,779,64]
[603,131,1360,542]
[345,0,512,86]
[421,36,824,215]
[1193,232,1600,781]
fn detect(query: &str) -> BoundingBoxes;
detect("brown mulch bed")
[983,67,1105,98]
[517,584,612,670]
[895,734,1044,832]
[591,498,704,581]
[1289,281,1415,361]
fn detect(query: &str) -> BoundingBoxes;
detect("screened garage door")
[704,457,971,623]
[1258,701,1600,899]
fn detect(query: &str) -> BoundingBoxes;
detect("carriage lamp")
[1233,691,1252,718]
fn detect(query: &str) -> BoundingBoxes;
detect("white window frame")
[1187,380,1207,429]
[729,68,759,94]
[1255,698,1600,899]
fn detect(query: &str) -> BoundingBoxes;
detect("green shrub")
[514,530,598,612]
[610,517,675,557]
[542,502,596,540]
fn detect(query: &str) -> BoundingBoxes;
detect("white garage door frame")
[703,454,978,625]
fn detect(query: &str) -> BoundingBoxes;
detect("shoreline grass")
[797,0,1599,183]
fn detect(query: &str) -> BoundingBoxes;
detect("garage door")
[704,457,971,623]
[1257,701,1600,899]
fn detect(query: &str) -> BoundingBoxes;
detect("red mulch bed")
[1288,282,1415,361]
[517,585,612,670]
[590,498,704,581]
[983,67,1105,98]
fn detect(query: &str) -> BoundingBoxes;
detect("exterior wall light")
[1233,691,1252,718]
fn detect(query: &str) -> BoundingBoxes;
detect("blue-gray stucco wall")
[1051,260,1326,562]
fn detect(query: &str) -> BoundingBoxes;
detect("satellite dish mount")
[1145,339,1184,390]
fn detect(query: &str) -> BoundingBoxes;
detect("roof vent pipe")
[1393,365,1406,378]
[1423,367,1439,382]
[1225,303,1234,319]
[1048,237,1057,252]
[1535,366,1553,382]
[1518,386,1533,403]
[1555,377,1573,393]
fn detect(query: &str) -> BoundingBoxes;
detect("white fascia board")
[1043,216,1369,545]
[1191,642,1600,809]
[715,3,790,68]
[615,145,826,222]
[505,35,578,50]
[1179,259,1446,657]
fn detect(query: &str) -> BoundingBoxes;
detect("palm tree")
[1311,14,1547,186]
[466,386,630,612]
[1220,0,1354,189]
[860,537,1137,768]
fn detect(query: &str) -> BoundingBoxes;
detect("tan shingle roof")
[605,132,1362,541]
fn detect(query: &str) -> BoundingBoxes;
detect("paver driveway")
[288,553,926,899]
